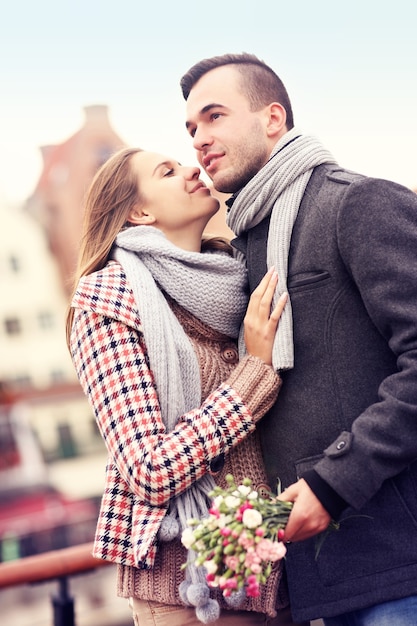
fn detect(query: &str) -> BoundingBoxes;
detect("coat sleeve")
[314,177,417,508]
[70,308,278,507]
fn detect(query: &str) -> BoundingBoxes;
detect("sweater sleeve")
[226,355,282,422]
[70,309,277,508]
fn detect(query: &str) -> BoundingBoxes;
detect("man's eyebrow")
[185,103,225,129]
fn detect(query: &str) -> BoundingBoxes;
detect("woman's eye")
[163,168,174,177]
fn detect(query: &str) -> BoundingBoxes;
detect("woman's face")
[127,151,220,249]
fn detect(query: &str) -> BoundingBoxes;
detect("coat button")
[256,483,272,499]
[336,441,346,450]
[209,453,225,475]
[221,347,239,363]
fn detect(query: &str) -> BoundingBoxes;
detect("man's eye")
[210,113,221,121]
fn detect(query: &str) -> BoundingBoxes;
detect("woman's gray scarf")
[227,128,337,371]
[113,226,248,623]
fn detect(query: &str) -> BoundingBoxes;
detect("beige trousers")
[129,597,309,626]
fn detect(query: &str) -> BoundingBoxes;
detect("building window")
[96,144,114,168]
[38,311,54,330]
[50,370,65,384]
[12,375,32,389]
[4,317,21,336]
[57,423,78,459]
[0,417,21,471]
[9,255,21,273]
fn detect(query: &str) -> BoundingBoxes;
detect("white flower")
[247,490,258,500]
[242,508,263,529]
[215,513,232,529]
[237,485,252,497]
[181,527,195,549]
[213,495,224,508]
[195,539,206,552]
[224,495,241,509]
[206,516,219,531]
[203,559,218,575]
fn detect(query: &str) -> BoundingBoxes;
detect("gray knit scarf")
[113,226,248,623]
[227,128,337,371]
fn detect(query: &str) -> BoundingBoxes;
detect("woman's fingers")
[247,268,286,323]
[243,268,288,365]
[247,268,277,316]
[270,291,288,324]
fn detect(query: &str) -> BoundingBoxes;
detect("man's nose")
[192,126,212,151]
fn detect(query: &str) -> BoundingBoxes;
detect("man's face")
[185,65,272,194]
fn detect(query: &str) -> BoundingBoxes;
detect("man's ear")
[266,102,287,138]
[126,208,156,226]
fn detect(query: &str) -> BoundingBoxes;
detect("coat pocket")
[288,270,331,291]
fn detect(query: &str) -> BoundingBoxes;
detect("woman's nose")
[183,166,200,179]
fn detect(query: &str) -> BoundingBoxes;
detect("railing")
[0,543,111,626]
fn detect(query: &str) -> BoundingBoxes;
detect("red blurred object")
[0,488,96,537]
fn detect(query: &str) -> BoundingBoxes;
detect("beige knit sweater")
[117,299,288,617]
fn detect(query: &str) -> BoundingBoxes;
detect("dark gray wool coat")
[233,164,417,622]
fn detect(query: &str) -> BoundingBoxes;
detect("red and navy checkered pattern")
[70,262,255,568]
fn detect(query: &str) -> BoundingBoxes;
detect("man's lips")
[202,152,224,172]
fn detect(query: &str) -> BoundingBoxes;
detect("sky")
[1,0,417,207]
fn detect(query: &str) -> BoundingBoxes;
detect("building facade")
[26,105,126,294]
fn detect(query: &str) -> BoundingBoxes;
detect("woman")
[66,147,302,625]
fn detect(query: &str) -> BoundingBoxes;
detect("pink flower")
[255,537,287,562]
[268,540,287,561]
[246,574,260,597]
[224,578,238,590]
[224,555,240,572]
[238,530,254,549]
[246,583,260,597]
[244,547,262,572]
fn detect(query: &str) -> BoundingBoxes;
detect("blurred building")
[0,200,106,561]
[26,105,126,294]
[0,203,75,390]
[0,394,97,563]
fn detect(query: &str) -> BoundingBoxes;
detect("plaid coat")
[70,261,257,569]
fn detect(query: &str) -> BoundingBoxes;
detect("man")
[180,53,417,625]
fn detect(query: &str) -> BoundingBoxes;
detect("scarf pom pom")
[179,580,220,623]
[187,582,210,607]
[157,514,179,542]
[178,580,193,606]
[196,599,221,624]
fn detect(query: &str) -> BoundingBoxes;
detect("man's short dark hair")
[180,52,294,129]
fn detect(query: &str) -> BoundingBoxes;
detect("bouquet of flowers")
[181,474,295,601]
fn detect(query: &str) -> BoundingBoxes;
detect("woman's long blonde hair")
[65,146,232,348]
[65,147,143,346]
